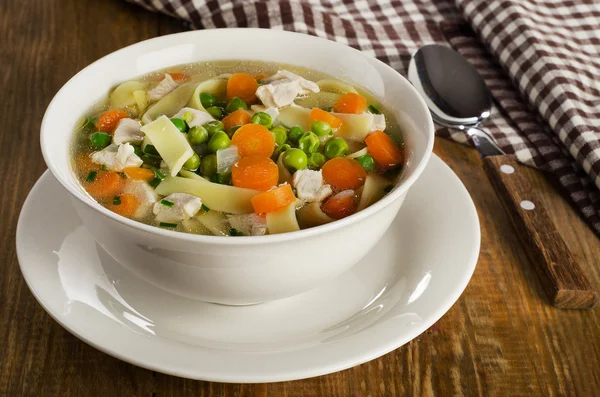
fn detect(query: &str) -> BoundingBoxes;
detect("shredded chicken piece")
[147,74,179,102]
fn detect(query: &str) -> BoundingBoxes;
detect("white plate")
[16,154,480,383]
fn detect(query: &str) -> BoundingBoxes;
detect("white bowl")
[40,29,434,305]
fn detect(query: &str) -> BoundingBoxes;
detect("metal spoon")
[408,44,504,157]
[408,44,597,309]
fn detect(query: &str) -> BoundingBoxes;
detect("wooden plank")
[483,155,597,309]
[0,0,599,396]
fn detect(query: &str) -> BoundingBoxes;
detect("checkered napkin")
[128,0,600,235]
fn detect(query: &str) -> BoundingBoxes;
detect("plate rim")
[16,154,480,383]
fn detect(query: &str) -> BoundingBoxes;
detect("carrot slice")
[167,72,188,82]
[232,156,279,191]
[108,193,139,218]
[251,184,296,214]
[333,93,367,114]
[321,190,357,219]
[321,157,367,191]
[95,110,129,134]
[364,130,404,170]
[227,73,259,104]
[84,171,125,200]
[222,109,252,131]
[309,108,342,129]
[123,167,155,182]
[231,124,275,158]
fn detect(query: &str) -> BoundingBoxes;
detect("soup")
[71,61,405,236]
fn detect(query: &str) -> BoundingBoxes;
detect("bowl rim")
[40,28,434,245]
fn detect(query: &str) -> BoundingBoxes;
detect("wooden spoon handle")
[483,155,597,309]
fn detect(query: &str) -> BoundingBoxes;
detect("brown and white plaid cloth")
[128,0,600,236]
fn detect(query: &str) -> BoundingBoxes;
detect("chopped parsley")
[112,196,122,205]
[85,171,97,182]
[229,228,245,236]
[159,222,178,228]
[201,204,210,212]
[368,104,381,114]
[160,199,174,207]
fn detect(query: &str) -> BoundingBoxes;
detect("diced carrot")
[83,171,126,200]
[364,130,404,170]
[321,157,367,191]
[251,184,296,215]
[108,194,139,218]
[95,110,129,134]
[123,167,155,182]
[222,109,252,131]
[75,153,100,176]
[333,93,367,114]
[309,108,342,129]
[231,124,275,158]
[167,72,188,82]
[232,156,279,191]
[227,73,259,104]
[321,190,357,219]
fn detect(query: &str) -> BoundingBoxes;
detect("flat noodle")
[155,176,259,214]
[187,77,229,111]
[141,81,199,124]
[266,203,300,234]
[110,80,149,109]
[140,115,194,176]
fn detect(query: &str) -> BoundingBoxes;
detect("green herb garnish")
[85,171,97,182]
[229,228,245,236]
[149,178,161,188]
[144,144,160,155]
[368,104,381,114]
[201,204,210,212]
[161,199,174,207]
[152,167,165,180]
[101,164,107,171]
[292,188,298,197]
[159,222,178,228]
[113,196,122,205]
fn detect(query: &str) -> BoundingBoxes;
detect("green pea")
[298,132,320,154]
[181,111,194,124]
[171,118,188,132]
[206,106,223,119]
[273,143,291,159]
[270,125,288,146]
[201,154,217,176]
[188,126,209,145]
[225,97,247,113]
[204,120,225,136]
[307,152,326,169]
[323,137,349,159]
[251,112,273,129]
[207,131,231,153]
[183,153,201,170]
[227,125,241,138]
[311,120,332,137]
[356,154,375,171]
[200,92,216,109]
[282,148,308,171]
[89,132,111,149]
[216,172,231,185]
[288,126,304,143]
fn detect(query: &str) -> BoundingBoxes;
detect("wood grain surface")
[0,0,599,396]
[483,155,598,309]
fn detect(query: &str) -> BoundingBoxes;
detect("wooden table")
[1,0,599,395]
